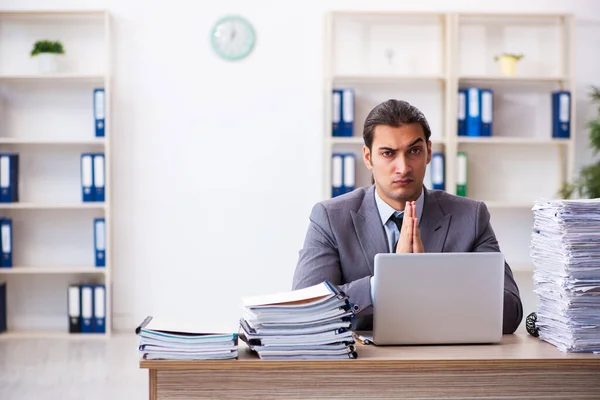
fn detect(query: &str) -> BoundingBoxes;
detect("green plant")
[559,85,600,199]
[30,40,65,57]
[494,53,524,61]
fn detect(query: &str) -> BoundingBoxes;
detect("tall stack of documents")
[239,281,357,360]
[136,316,239,360]
[530,198,600,353]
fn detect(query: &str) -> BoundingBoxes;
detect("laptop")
[369,252,505,345]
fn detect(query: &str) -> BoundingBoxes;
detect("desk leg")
[149,369,157,400]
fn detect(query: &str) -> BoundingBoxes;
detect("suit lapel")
[419,189,451,253]
[351,186,388,275]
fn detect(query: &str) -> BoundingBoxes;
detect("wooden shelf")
[0,74,105,82]
[457,137,571,145]
[330,137,446,145]
[0,330,108,339]
[333,74,445,84]
[0,266,106,274]
[0,137,105,145]
[0,10,107,17]
[458,75,567,83]
[481,201,535,209]
[0,202,105,210]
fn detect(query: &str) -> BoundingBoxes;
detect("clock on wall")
[210,15,256,61]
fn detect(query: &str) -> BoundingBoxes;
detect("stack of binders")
[68,284,106,334]
[331,153,356,197]
[458,88,493,137]
[530,198,600,352]
[136,316,239,360]
[80,152,105,202]
[239,281,357,360]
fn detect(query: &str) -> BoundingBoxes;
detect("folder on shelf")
[332,153,343,197]
[552,90,571,139]
[94,88,105,138]
[341,89,354,137]
[81,153,95,202]
[93,284,106,333]
[480,89,493,137]
[424,162,433,190]
[0,281,5,333]
[457,152,468,197]
[466,88,481,137]
[94,218,106,267]
[458,89,468,136]
[93,153,105,202]
[68,285,81,333]
[0,219,12,268]
[0,153,19,203]
[332,90,341,137]
[80,284,94,333]
[342,153,356,194]
[431,152,445,191]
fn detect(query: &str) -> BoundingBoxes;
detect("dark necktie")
[390,213,403,252]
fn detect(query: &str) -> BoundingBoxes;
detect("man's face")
[363,123,432,210]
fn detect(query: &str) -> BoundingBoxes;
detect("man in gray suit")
[292,99,523,334]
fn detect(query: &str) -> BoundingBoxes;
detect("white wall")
[2,0,600,333]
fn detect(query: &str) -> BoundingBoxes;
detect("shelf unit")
[324,11,575,272]
[0,10,112,338]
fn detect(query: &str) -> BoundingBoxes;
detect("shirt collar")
[374,186,425,226]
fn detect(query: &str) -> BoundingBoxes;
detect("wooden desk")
[139,333,600,399]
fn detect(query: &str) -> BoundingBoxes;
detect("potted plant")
[30,40,65,73]
[559,85,600,199]
[494,53,524,76]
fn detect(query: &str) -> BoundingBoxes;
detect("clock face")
[210,15,256,61]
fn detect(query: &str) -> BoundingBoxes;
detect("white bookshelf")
[0,10,112,338]
[0,266,106,275]
[324,12,575,273]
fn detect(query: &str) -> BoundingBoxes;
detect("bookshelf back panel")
[332,15,445,77]
[0,14,106,76]
[2,274,104,331]
[458,16,564,77]
[0,81,102,141]
[457,143,562,203]
[1,209,104,267]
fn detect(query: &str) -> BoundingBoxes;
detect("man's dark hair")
[363,99,431,150]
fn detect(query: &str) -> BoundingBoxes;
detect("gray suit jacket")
[292,185,523,334]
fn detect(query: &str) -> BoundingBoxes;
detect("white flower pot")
[36,53,61,74]
[500,56,518,76]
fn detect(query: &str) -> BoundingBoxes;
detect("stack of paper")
[136,316,239,360]
[239,281,358,360]
[530,198,600,353]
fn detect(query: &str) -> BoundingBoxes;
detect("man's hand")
[395,201,413,253]
[395,201,424,253]
[412,205,424,253]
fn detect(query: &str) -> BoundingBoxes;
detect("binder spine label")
[1,224,11,253]
[332,91,341,124]
[481,91,492,123]
[457,153,467,185]
[342,90,354,123]
[468,88,479,117]
[332,154,343,197]
[343,154,355,193]
[0,157,9,189]
[559,93,569,122]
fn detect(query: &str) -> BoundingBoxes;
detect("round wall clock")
[210,15,256,61]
